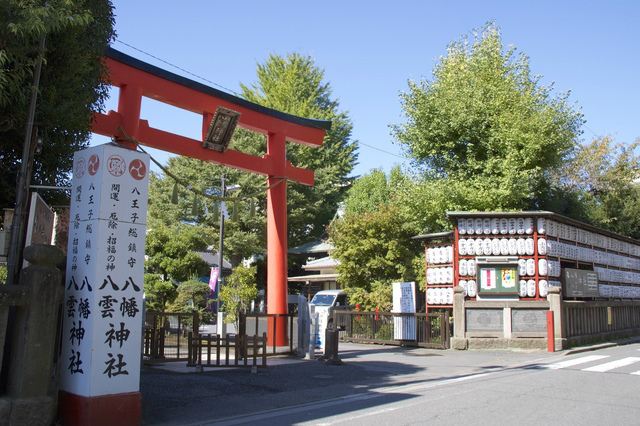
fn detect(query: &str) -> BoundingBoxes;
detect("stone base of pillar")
[58,390,141,426]
[451,337,468,350]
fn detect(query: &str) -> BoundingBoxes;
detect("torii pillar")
[94,48,330,345]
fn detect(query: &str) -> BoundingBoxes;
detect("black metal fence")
[334,311,450,349]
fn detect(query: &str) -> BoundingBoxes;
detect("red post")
[266,132,288,346]
[547,310,555,352]
[116,83,143,149]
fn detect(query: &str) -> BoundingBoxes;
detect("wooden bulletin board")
[477,263,519,295]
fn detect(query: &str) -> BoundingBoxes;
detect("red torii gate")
[93,48,330,344]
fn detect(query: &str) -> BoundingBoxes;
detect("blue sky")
[93,0,640,178]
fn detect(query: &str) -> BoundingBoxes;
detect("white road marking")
[582,357,640,372]
[545,355,609,370]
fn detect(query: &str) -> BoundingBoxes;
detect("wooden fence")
[563,300,640,343]
[239,313,297,355]
[188,332,267,368]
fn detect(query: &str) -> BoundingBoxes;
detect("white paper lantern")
[446,267,453,284]
[474,218,483,235]
[527,279,536,297]
[519,280,527,297]
[500,239,509,255]
[491,218,499,234]
[508,238,518,255]
[458,219,467,235]
[459,280,468,297]
[483,238,492,255]
[517,258,526,276]
[491,238,501,256]
[524,218,533,234]
[517,217,525,234]
[537,238,547,256]
[517,239,526,256]
[483,218,491,235]
[499,218,508,235]
[446,288,454,304]
[427,268,434,284]
[537,217,546,235]
[538,258,548,276]
[526,258,536,276]
[508,218,517,235]
[539,280,549,298]
[467,259,476,276]
[474,239,483,256]
[446,246,454,264]
[525,238,535,256]
[466,218,474,235]
[467,280,477,297]
[427,288,434,305]
[458,239,467,256]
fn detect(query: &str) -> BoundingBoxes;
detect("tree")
[219,264,258,327]
[329,204,422,291]
[145,221,212,282]
[143,273,178,312]
[239,52,358,246]
[0,0,115,209]
[551,136,640,239]
[145,53,359,280]
[343,166,411,215]
[169,278,214,324]
[392,22,584,212]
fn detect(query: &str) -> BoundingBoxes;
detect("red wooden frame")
[92,48,330,345]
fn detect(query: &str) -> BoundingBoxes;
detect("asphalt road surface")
[141,341,640,425]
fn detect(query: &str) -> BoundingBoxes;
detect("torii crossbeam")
[93,48,330,344]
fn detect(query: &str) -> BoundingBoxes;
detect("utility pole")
[6,34,46,285]
[216,174,226,336]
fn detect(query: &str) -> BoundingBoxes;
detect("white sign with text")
[60,144,149,397]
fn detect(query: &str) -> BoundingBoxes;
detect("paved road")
[141,341,640,425]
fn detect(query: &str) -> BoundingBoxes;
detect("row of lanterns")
[457,217,546,236]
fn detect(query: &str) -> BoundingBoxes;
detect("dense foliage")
[219,264,258,326]
[392,22,584,213]
[0,0,115,211]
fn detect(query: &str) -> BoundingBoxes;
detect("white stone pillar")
[59,144,149,425]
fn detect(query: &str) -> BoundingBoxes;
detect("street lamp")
[216,174,240,336]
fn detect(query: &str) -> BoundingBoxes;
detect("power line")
[114,40,411,162]
[358,141,408,160]
[115,40,240,96]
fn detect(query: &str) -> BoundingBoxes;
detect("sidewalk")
[140,342,560,425]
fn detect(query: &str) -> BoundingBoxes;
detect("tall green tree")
[343,166,411,215]
[146,53,358,276]
[0,0,115,209]
[392,22,584,212]
[239,53,358,246]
